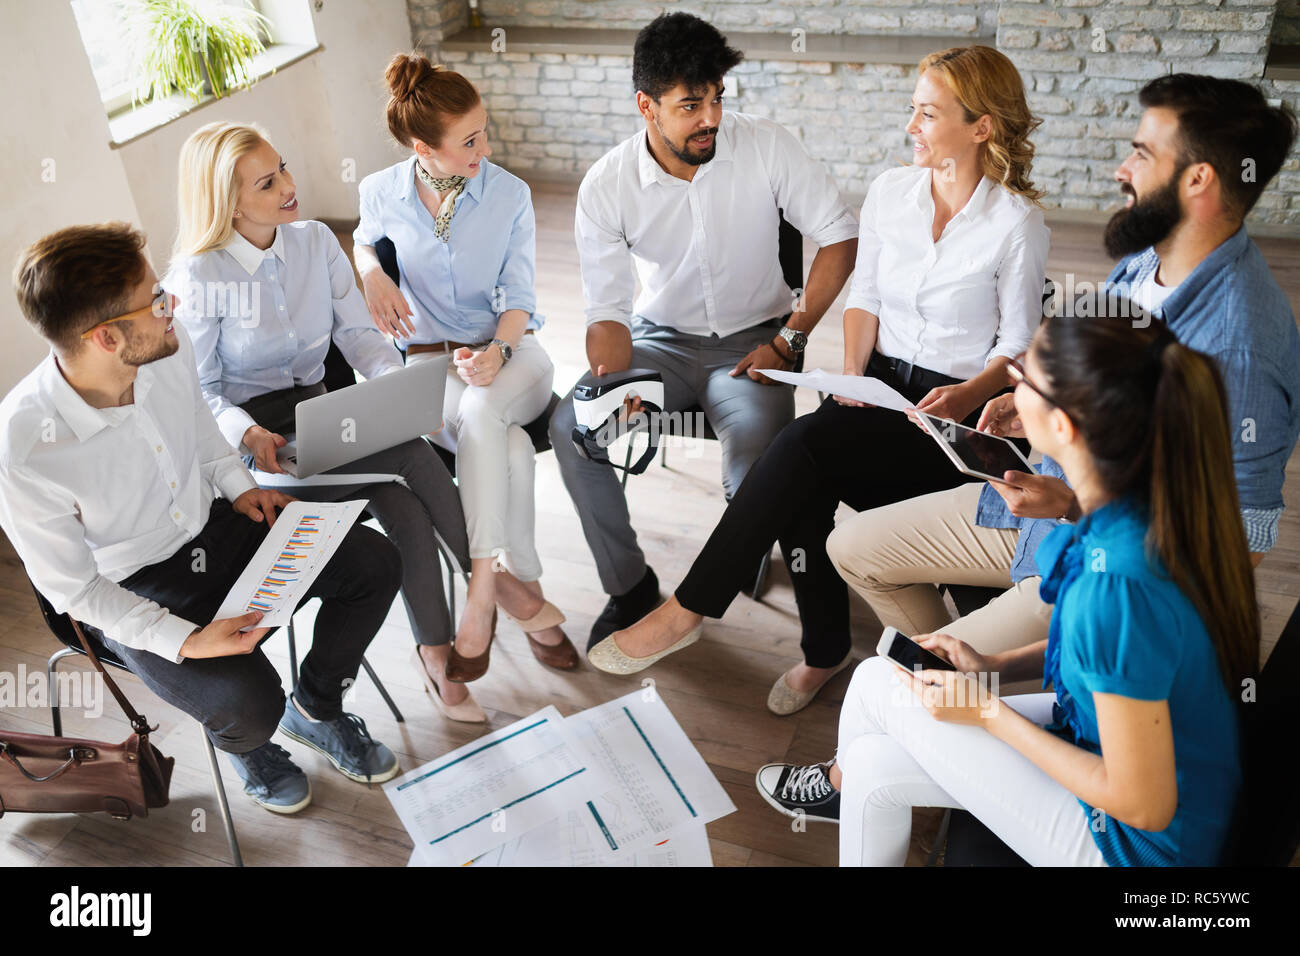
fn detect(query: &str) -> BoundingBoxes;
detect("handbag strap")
[68,618,154,736]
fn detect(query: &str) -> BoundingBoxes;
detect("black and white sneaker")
[755,762,840,823]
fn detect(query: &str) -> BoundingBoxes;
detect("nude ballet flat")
[766,657,853,716]
[587,624,703,676]
[503,600,580,671]
[411,648,487,722]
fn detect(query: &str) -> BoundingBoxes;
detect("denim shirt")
[977,225,1300,582]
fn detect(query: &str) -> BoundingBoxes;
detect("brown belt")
[406,329,534,356]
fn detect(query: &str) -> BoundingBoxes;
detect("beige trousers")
[826,482,1054,659]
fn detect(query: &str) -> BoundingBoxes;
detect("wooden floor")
[2,178,1298,867]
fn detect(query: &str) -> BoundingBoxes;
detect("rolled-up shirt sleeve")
[762,119,858,248]
[325,227,404,380]
[353,176,387,248]
[844,183,883,315]
[177,322,257,502]
[575,174,635,329]
[494,181,539,318]
[0,463,199,663]
[1217,347,1291,551]
[168,260,258,452]
[988,208,1050,365]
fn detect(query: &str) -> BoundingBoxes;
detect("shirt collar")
[399,155,487,206]
[43,352,155,443]
[636,114,734,190]
[223,226,285,276]
[1145,225,1250,323]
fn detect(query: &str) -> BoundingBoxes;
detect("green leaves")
[126,0,272,105]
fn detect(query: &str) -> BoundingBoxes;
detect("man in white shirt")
[0,223,404,814]
[548,13,859,648]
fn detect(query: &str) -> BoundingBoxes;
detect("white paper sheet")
[559,689,736,858]
[761,367,914,412]
[384,707,605,867]
[213,499,367,626]
[416,816,715,868]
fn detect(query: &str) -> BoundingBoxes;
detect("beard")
[1103,167,1187,259]
[120,325,178,367]
[656,117,718,166]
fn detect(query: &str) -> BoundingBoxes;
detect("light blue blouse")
[353,156,542,347]
[166,220,403,451]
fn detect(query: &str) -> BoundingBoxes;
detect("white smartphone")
[875,627,956,674]
[916,412,1034,484]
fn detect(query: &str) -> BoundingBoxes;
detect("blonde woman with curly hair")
[591,47,1051,712]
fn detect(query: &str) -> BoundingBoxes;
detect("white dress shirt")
[846,165,1050,381]
[575,110,858,336]
[166,220,403,451]
[0,325,257,662]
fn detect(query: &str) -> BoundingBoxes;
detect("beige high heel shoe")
[410,648,487,722]
[503,599,580,670]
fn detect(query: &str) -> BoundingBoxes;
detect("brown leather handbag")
[0,619,174,820]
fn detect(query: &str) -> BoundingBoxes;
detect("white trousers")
[409,335,554,580]
[837,657,1107,867]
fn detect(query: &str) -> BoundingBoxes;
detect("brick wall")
[408,1,1300,229]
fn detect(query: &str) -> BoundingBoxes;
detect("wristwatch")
[487,338,513,364]
[777,326,808,356]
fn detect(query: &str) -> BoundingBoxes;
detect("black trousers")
[675,358,982,667]
[99,499,401,754]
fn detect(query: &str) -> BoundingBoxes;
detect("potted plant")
[126,0,272,105]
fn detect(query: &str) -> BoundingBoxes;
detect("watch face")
[786,329,808,351]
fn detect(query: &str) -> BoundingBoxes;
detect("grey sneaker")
[227,742,312,814]
[278,696,400,784]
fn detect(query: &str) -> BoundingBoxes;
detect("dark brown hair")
[13,222,148,353]
[1034,315,1259,694]
[384,52,480,149]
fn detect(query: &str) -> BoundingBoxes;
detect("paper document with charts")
[213,499,367,627]
[396,690,736,867]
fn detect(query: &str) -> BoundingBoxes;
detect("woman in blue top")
[169,121,485,724]
[761,315,1256,866]
[353,54,577,682]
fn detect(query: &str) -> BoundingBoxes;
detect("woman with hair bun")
[354,53,577,685]
[592,47,1051,710]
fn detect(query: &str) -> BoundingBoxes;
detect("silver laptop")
[276,356,449,478]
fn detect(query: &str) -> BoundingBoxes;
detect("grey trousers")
[548,316,795,596]
[239,387,470,647]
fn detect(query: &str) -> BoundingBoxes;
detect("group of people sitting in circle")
[2,12,1297,866]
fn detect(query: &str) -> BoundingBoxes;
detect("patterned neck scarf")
[415,160,468,242]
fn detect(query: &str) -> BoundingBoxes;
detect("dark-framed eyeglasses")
[1007,353,1056,407]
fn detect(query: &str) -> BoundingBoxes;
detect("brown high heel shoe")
[504,599,579,670]
[446,608,497,683]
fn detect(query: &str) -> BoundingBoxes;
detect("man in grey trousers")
[548,13,858,649]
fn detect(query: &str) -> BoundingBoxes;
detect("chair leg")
[46,647,79,736]
[621,439,633,490]
[750,549,772,602]
[287,619,299,688]
[361,656,404,723]
[201,730,244,867]
[926,808,952,867]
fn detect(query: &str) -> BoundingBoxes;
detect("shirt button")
[288,331,294,337]
[173,511,181,520]
[155,445,162,452]
[170,481,176,489]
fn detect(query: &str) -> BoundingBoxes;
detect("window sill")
[107,43,321,148]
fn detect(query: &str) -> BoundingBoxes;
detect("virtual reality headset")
[571,368,666,476]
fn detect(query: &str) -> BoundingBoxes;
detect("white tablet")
[917,412,1034,484]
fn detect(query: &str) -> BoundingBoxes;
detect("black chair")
[30,584,244,867]
[935,597,1300,867]
[621,212,808,601]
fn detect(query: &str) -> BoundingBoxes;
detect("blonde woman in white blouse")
[168,121,485,723]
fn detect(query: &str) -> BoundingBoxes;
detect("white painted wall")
[0,0,144,391]
[0,0,413,394]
